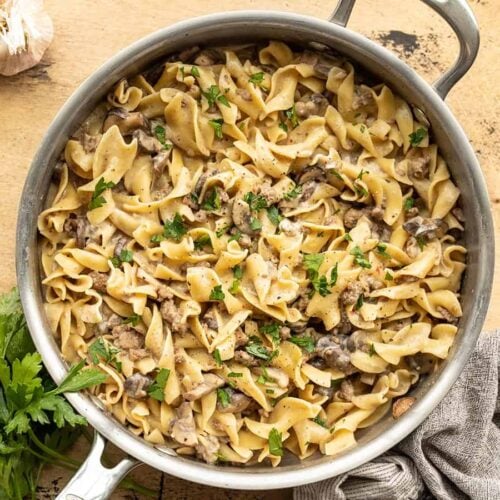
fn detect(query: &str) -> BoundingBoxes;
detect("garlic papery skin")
[0,0,53,76]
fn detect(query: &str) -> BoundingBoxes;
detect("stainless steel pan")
[16,0,494,497]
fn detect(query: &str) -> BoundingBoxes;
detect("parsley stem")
[29,429,80,466]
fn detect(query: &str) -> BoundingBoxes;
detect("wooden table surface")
[1,0,498,498]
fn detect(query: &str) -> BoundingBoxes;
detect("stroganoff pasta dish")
[38,41,466,465]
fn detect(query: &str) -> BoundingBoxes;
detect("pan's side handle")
[329,0,480,100]
[56,432,138,500]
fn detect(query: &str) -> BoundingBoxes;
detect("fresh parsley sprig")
[89,178,115,210]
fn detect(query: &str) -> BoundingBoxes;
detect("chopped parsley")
[404,197,415,212]
[244,192,268,211]
[313,417,328,428]
[267,206,283,226]
[228,372,243,378]
[162,213,187,242]
[229,265,243,293]
[213,348,222,367]
[369,343,376,357]
[354,294,364,310]
[409,128,427,146]
[285,105,299,128]
[268,428,284,457]
[416,236,427,250]
[331,378,344,390]
[303,254,337,297]
[146,368,170,401]
[259,323,281,344]
[110,249,134,268]
[217,387,230,408]
[330,263,339,286]
[88,338,121,372]
[215,224,231,238]
[303,253,324,277]
[376,243,391,259]
[209,285,225,301]
[354,184,369,197]
[288,335,315,353]
[356,169,368,181]
[190,65,200,77]
[228,230,242,242]
[279,121,288,132]
[89,178,115,210]
[154,125,172,149]
[249,72,265,87]
[283,184,302,201]
[123,314,140,326]
[350,246,372,269]
[201,187,221,211]
[256,367,276,385]
[331,169,344,181]
[245,341,275,361]
[385,271,394,281]
[202,85,230,107]
[209,118,224,139]
[343,233,353,242]
[250,217,262,231]
[194,235,212,250]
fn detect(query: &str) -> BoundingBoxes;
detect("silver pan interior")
[16,11,494,490]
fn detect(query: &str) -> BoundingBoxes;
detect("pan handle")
[56,432,138,500]
[329,0,480,100]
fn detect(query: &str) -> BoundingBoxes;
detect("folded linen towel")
[294,331,500,500]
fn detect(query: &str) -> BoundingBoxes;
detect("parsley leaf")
[350,246,372,269]
[404,197,415,211]
[285,105,299,128]
[209,118,224,139]
[268,428,284,456]
[110,249,134,268]
[267,206,283,226]
[52,360,107,395]
[330,263,339,286]
[416,236,427,251]
[201,188,222,211]
[245,342,274,361]
[202,85,230,107]
[213,349,222,367]
[217,387,230,407]
[259,323,281,344]
[303,253,324,277]
[209,285,225,301]
[288,335,315,353]
[228,372,242,378]
[313,417,328,428]
[232,265,243,280]
[163,213,187,241]
[249,72,265,86]
[194,235,212,250]
[250,217,262,231]
[409,128,427,146]
[88,338,122,372]
[190,65,200,77]
[355,294,364,310]
[385,271,394,281]
[244,192,268,211]
[256,366,276,385]
[123,314,140,326]
[369,343,376,357]
[89,178,115,210]
[228,230,242,242]
[279,121,288,132]
[344,233,353,242]
[154,125,172,150]
[283,184,302,201]
[147,368,170,401]
[376,243,391,259]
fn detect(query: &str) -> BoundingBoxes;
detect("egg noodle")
[38,41,465,465]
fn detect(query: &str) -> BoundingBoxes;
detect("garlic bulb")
[0,0,53,76]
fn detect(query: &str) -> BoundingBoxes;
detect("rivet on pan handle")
[329,0,480,100]
[56,432,138,500]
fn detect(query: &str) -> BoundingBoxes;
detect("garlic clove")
[0,0,53,76]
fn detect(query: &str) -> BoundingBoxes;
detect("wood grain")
[0,0,498,498]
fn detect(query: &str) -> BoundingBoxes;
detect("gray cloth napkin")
[294,330,500,500]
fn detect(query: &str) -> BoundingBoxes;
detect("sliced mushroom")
[231,198,258,235]
[403,216,448,241]
[216,388,251,413]
[171,402,198,446]
[233,350,259,367]
[132,129,163,154]
[298,166,326,185]
[315,336,354,373]
[195,435,220,464]
[392,396,416,418]
[194,49,223,66]
[279,218,303,237]
[183,373,225,401]
[63,214,91,249]
[103,108,148,136]
[152,150,171,177]
[295,93,329,118]
[124,373,152,399]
